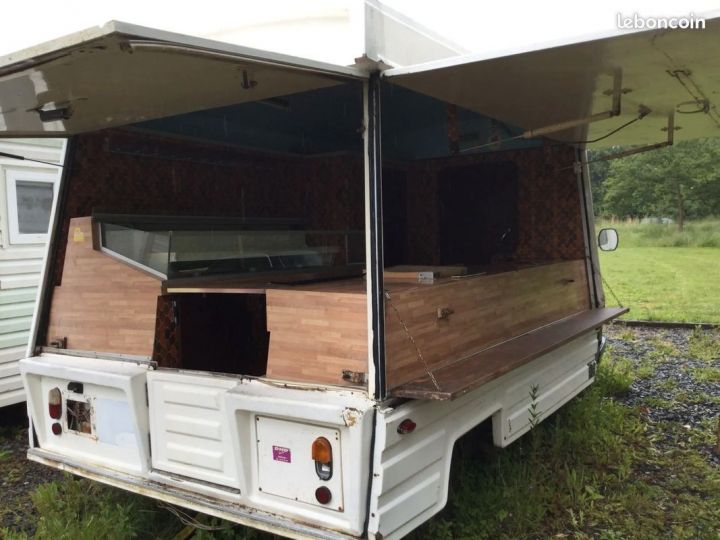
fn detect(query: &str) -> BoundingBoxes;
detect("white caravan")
[0,138,65,407]
[1,6,718,539]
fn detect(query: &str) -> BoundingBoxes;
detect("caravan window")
[5,170,59,244]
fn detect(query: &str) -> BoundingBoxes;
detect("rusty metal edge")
[26,448,360,540]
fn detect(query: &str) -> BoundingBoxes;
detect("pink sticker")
[272,445,291,463]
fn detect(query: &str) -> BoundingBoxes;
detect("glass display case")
[96,214,364,280]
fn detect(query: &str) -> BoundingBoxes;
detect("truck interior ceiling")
[379,81,594,398]
[41,81,368,386]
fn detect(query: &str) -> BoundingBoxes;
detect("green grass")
[689,327,720,361]
[598,247,720,323]
[0,477,267,540]
[409,353,720,540]
[3,350,718,540]
[692,366,720,383]
[596,218,720,248]
[0,478,180,540]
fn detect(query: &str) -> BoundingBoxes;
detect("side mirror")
[598,228,619,251]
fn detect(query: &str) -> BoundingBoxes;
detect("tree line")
[588,138,720,230]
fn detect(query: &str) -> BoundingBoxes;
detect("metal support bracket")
[521,68,623,139]
[581,111,676,169]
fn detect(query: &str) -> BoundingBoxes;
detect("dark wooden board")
[389,307,629,401]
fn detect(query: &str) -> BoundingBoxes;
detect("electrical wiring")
[558,107,651,145]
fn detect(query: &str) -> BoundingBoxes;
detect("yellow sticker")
[72,227,85,242]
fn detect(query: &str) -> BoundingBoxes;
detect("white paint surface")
[1,1,719,65]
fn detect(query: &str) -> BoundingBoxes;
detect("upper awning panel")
[385,17,720,148]
[0,21,365,137]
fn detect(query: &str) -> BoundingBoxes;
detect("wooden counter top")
[163,260,575,296]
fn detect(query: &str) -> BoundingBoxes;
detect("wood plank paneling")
[391,307,628,400]
[46,217,161,356]
[385,260,590,389]
[265,287,368,385]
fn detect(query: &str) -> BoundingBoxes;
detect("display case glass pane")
[98,215,363,280]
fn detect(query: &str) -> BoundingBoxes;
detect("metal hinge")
[588,360,597,379]
[49,336,68,349]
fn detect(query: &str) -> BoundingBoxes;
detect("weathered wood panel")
[265,286,368,385]
[385,260,589,388]
[46,217,161,356]
[390,307,628,400]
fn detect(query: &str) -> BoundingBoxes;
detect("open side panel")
[385,18,720,147]
[0,21,363,137]
[377,78,631,400]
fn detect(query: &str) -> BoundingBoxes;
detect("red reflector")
[315,486,332,505]
[48,388,62,419]
[51,422,62,435]
[397,419,417,434]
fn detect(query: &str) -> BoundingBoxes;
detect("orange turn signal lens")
[311,437,333,465]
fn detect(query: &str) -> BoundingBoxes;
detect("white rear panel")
[147,371,241,489]
[20,353,151,474]
[257,416,344,510]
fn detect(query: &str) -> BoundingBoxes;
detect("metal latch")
[49,336,68,349]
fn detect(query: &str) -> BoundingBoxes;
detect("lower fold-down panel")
[147,371,241,489]
[389,307,627,400]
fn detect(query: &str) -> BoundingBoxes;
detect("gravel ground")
[606,325,720,466]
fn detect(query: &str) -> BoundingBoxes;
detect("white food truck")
[1,3,717,538]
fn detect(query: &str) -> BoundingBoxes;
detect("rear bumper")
[20,354,373,537]
[27,447,360,540]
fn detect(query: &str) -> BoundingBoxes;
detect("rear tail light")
[51,423,62,435]
[48,387,62,419]
[312,437,333,481]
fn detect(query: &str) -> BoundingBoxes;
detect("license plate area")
[256,416,344,511]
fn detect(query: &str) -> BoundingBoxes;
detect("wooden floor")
[389,307,628,400]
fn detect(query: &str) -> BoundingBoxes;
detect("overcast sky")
[0,0,718,61]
